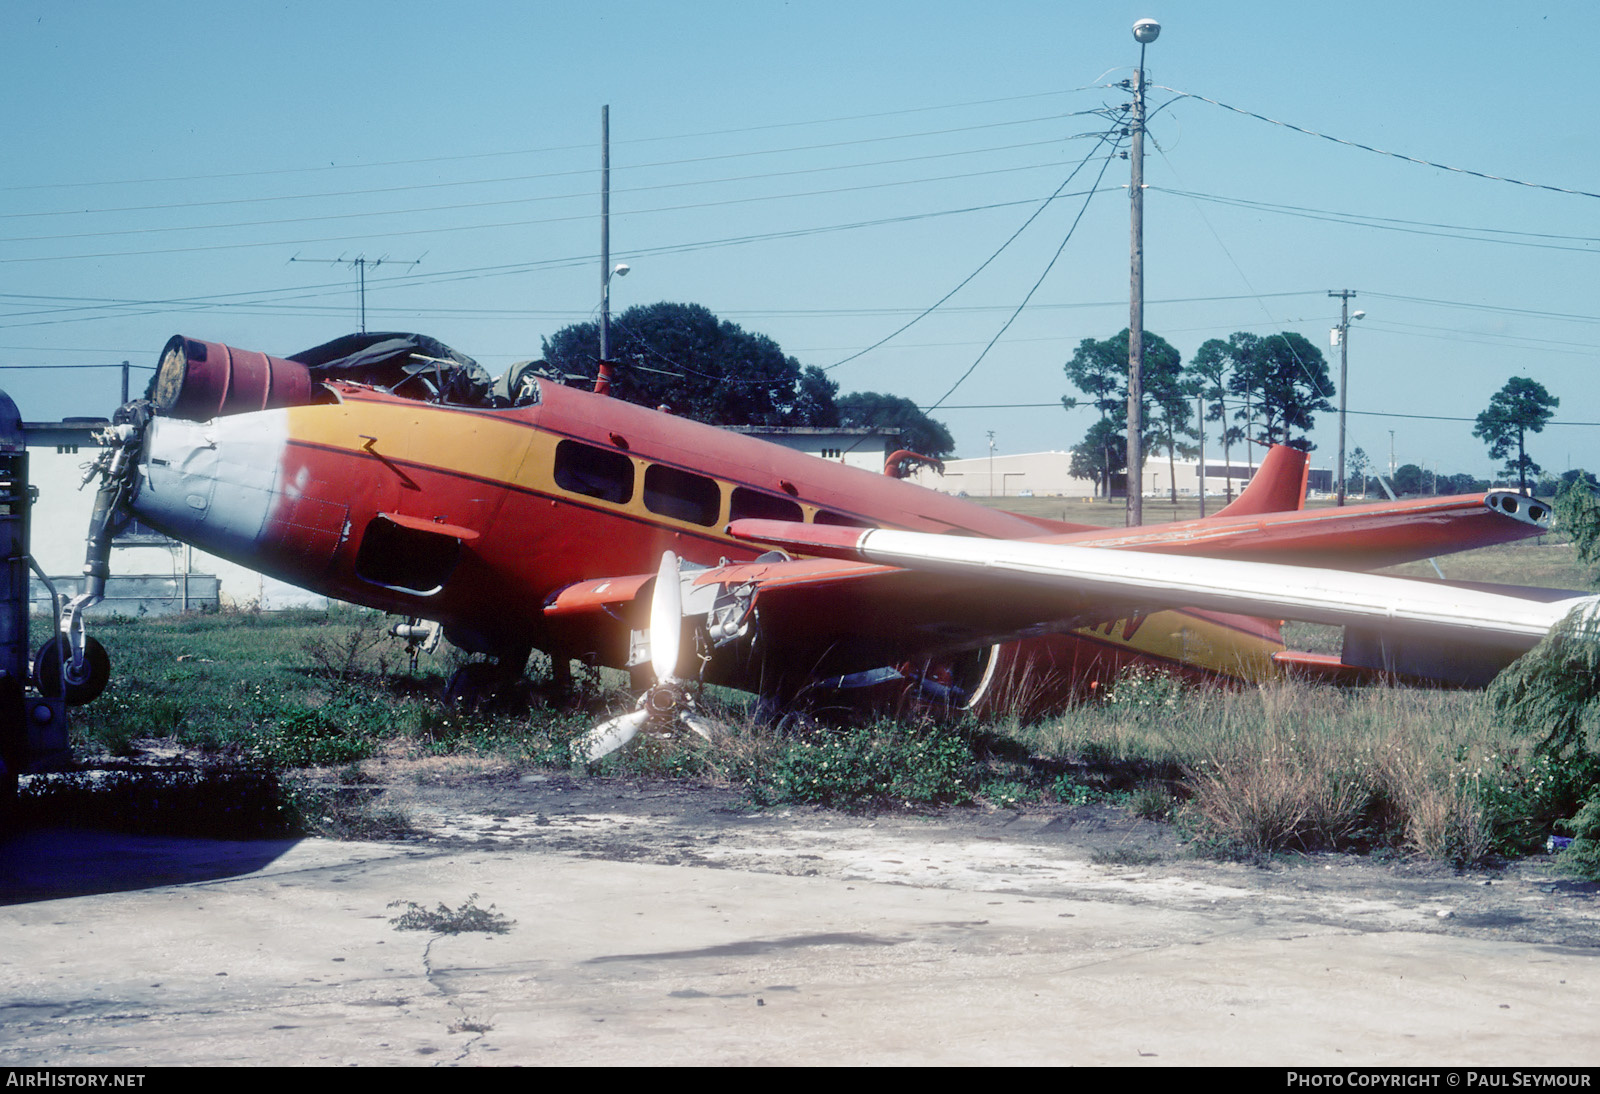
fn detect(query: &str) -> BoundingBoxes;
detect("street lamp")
[1127,18,1159,527]
[1330,291,1364,505]
[597,261,630,396]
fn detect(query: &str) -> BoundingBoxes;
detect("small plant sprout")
[387,893,515,935]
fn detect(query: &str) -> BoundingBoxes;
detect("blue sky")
[3,1,1597,481]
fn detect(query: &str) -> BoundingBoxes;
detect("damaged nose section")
[62,398,290,698]
[133,413,287,559]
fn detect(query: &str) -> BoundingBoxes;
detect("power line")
[930,400,1600,427]
[0,151,1103,247]
[1159,85,1600,201]
[826,124,1126,373]
[0,133,1081,223]
[1155,186,1600,254]
[3,85,1109,194]
[0,157,1113,264]
[925,130,1123,410]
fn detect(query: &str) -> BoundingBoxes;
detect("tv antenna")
[288,252,424,333]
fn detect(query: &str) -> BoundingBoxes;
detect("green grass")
[30,534,1600,863]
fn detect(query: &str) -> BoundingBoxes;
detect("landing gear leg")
[444,646,531,713]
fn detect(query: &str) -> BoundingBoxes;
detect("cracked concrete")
[2,773,1598,1066]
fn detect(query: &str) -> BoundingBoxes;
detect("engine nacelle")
[150,335,314,422]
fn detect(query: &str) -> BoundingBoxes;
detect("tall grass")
[1016,676,1596,862]
[43,605,1600,863]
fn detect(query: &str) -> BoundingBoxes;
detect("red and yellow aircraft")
[60,332,1584,758]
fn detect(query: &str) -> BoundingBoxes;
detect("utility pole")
[987,430,996,497]
[289,253,422,334]
[596,105,631,398]
[1196,389,1206,518]
[1126,18,1159,527]
[598,104,613,396]
[1329,290,1362,505]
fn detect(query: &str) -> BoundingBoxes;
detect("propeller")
[573,551,718,763]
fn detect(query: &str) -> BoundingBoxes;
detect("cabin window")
[355,516,460,594]
[814,509,867,527]
[730,487,802,524]
[643,464,721,526]
[553,439,634,504]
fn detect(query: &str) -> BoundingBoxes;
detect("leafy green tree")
[1062,329,1187,496]
[835,392,955,460]
[1226,332,1335,451]
[543,302,838,427]
[1189,339,1248,501]
[1069,417,1127,496]
[1347,446,1371,499]
[1438,472,1488,495]
[1473,377,1559,495]
[1393,463,1426,496]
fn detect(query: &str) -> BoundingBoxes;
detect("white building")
[724,425,904,473]
[908,450,1324,499]
[25,420,325,614]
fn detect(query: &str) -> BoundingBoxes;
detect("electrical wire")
[0,191,1124,329]
[3,85,1110,194]
[1155,187,1600,254]
[924,129,1123,412]
[0,156,1114,264]
[1158,85,1600,201]
[6,125,1107,223]
[922,400,1600,427]
[825,121,1127,372]
[0,150,1105,246]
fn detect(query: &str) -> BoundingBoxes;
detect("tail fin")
[1213,445,1309,518]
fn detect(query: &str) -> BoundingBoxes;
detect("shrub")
[1555,796,1600,881]
[257,696,381,767]
[757,719,976,808]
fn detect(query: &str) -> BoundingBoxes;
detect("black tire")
[33,636,111,707]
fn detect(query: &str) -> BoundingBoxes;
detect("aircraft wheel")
[32,637,110,707]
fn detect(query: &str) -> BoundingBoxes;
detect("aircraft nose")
[132,411,289,557]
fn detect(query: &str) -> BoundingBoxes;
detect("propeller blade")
[573,707,649,763]
[650,550,683,683]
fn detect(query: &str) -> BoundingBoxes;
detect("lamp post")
[1127,17,1159,527]
[596,105,631,396]
[1329,290,1364,505]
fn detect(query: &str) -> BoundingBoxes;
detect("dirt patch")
[356,757,1600,948]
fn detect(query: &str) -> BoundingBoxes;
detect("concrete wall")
[26,426,327,613]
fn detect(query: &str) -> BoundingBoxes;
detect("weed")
[979,778,1032,808]
[1102,664,1189,712]
[301,610,392,684]
[755,718,976,809]
[1462,749,1600,854]
[256,696,380,767]
[1090,847,1164,867]
[284,782,415,840]
[1128,781,1177,820]
[388,893,514,934]
[1051,774,1116,806]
